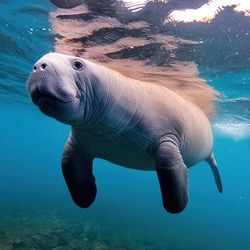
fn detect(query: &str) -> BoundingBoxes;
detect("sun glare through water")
[166,0,250,23]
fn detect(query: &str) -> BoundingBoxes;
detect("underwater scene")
[0,0,250,249]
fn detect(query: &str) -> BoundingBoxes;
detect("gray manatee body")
[28,52,222,214]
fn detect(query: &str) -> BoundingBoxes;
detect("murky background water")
[0,1,250,249]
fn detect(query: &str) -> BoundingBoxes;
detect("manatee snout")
[29,59,76,103]
[28,53,83,123]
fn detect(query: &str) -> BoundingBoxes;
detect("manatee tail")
[206,153,223,193]
[50,0,84,8]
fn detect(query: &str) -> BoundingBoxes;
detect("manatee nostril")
[41,63,47,70]
[33,65,37,71]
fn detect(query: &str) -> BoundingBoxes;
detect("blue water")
[1,1,250,249]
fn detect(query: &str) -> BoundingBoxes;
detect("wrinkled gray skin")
[28,53,222,214]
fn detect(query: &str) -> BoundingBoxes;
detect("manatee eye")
[73,60,84,70]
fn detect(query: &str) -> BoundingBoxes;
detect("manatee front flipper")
[153,139,188,214]
[50,0,84,9]
[62,137,97,208]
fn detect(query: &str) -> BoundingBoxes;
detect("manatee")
[28,52,222,214]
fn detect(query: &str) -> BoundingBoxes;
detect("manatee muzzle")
[28,61,76,105]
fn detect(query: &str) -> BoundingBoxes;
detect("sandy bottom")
[0,207,167,250]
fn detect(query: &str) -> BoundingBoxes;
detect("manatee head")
[28,53,89,124]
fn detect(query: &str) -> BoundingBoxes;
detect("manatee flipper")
[50,0,84,9]
[206,153,223,193]
[153,140,188,214]
[62,136,97,208]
